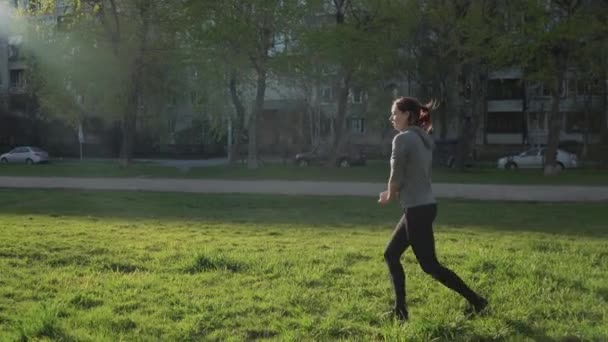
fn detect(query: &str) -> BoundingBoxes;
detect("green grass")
[0,189,606,341]
[0,159,607,185]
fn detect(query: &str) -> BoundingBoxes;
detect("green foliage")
[490,0,605,84]
[8,0,608,154]
[18,0,192,144]
[22,1,129,124]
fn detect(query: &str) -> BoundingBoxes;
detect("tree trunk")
[544,72,565,176]
[118,3,148,167]
[305,82,318,148]
[582,89,592,162]
[308,104,315,147]
[228,72,245,165]
[326,0,350,167]
[601,70,608,145]
[481,74,489,146]
[446,64,467,169]
[462,65,486,169]
[120,21,147,166]
[328,72,351,166]
[439,79,449,140]
[248,67,267,169]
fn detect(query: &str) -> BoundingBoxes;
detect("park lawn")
[0,190,606,341]
[0,159,607,185]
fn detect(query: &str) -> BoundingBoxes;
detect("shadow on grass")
[0,189,606,237]
[406,317,566,342]
[503,319,575,342]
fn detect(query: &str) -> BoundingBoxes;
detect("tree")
[585,1,608,145]
[183,0,303,169]
[403,0,496,169]
[297,0,402,166]
[492,0,601,175]
[24,0,179,165]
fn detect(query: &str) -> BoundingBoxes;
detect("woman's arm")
[380,133,407,204]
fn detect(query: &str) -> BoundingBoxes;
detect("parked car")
[295,144,366,167]
[0,146,50,164]
[497,147,577,170]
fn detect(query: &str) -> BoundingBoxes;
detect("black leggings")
[384,204,480,310]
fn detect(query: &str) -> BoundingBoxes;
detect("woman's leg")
[384,214,410,318]
[407,204,486,308]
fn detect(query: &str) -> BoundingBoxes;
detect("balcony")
[9,84,27,95]
[487,99,524,112]
[8,60,26,70]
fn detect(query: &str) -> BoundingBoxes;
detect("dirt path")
[1,176,607,202]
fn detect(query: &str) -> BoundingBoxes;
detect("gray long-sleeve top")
[390,126,436,209]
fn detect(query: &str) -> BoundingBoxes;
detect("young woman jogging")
[378,96,487,321]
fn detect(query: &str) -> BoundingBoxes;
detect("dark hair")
[393,96,436,134]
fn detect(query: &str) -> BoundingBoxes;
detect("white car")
[497,147,577,170]
[0,146,50,165]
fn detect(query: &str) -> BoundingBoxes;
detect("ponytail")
[393,97,438,134]
[420,100,438,134]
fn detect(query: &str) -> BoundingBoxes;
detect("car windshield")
[522,149,539,157]
[31,147,44,152]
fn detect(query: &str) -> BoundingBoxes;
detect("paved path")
[1,176,607,202]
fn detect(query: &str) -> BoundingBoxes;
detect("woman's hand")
[378,190,391,205]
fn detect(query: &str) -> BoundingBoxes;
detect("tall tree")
[183,0,302,169]
[24,0,178,165]
[493,0,600,175]
[298,0,402,166]
[404,0,495,169]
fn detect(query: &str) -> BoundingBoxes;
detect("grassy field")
[0,159,607,185]
[0,190,606,341]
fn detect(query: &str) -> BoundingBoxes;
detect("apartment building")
[0,0,66,116]
[486,67,605,146]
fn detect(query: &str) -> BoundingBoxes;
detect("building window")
[566,79,577,97]
[488,79,522,100]
[565,112,601,133]
[486,112,523,134]
[270,33,287,55]
[350,88,365,104]
[8,44,20,60]
[535,81,567,97]
[542,83,552,96]
[321,86,333,103]
[527,112,546,130]
[319,114,331,136]
[575,79,603,96]
[9,70,25,88]
[348,118,366,134]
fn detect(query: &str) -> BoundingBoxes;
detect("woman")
[378,96,487,321]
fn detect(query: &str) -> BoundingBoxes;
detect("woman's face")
[390,103,409,131]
